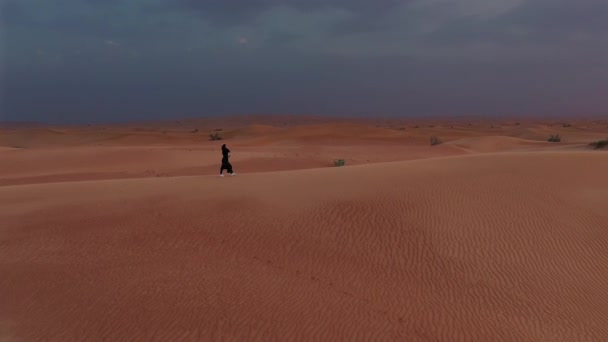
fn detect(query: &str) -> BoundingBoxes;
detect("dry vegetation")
[590,139,608,149]
[430,136,442,146]
[209,132,222,141]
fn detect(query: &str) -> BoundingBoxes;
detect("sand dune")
[1,118,608,340]
[2,150,608,341]
[0,143,468,186]
[447,136,558,153]
[0,121,471,186]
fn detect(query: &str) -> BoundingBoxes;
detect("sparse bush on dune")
[209,133,222,141]
[548,134,561,142]
[334,159,346,167]
[430,136,442,146]
[563,123,572,127]
[590,139,608,149]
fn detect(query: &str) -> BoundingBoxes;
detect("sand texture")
[1,117,608,341]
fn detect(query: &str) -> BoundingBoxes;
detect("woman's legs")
[220,162,234,175]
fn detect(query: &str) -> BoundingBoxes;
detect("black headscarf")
[221,144,230,159]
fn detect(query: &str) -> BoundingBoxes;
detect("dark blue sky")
[1,0,607,123]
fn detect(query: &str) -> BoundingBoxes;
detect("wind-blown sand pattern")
[1,117,608,341]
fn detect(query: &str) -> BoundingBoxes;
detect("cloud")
[156,0,407,28]
[1,0,607,122]
[0,0,24,25]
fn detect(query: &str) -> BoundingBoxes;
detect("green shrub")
[334,159,346,167]
[430,136,442,146]
[548,134,561,142]
[209,133,222,141]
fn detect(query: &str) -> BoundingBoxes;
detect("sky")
[0,0,607,123]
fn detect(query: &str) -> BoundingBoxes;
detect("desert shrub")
[430,136,442,146]
[191,128,199,133]
[547,134,561,142]
[334,159,346,167]
[214,128,223,131]
[209,132,222,141]
[590,139,608,149]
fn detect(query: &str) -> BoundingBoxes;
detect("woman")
[219,144,236,177]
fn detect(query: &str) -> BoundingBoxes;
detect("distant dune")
[1,116,608,340]
[447,136,558,153]
[1,118,605,186]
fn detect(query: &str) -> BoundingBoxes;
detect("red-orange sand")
[1,116,608,341]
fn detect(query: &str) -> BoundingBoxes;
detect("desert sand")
[1,116,608,341]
